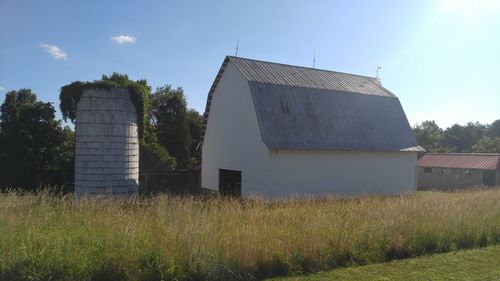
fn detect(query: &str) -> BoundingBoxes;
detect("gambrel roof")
[200,56,422,152]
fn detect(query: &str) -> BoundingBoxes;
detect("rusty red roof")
[417,153,500,170]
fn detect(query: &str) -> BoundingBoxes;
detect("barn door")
[482,171,496,186]
[219,169,242,197]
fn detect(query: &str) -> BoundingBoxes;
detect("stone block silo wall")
[75,88,139,194]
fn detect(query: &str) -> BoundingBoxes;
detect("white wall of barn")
[259,150,417,197]
[201,61,269,195]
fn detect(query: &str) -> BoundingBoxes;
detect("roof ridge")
[227,56,380,81]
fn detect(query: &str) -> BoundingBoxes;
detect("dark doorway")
[219,169,241,197]
[482,170,496,186]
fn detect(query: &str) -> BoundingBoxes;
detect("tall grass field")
[1,188,500,281]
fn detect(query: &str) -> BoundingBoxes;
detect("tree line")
[1,73,498,190]
[0,73,202,190]
[413,120,500,153]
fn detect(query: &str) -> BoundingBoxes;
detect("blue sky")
[1,0,499,128]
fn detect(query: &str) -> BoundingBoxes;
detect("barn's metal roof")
[199,56,422,152]
[248,81,419,151]
[231,57,395,97]
[417,153,500,170]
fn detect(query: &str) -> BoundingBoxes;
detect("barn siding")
[263,150,416,197]
[201,61,269,195]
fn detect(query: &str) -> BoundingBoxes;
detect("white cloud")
[40,43,67,60]
[111,35,136,44]
[0,86,5,91]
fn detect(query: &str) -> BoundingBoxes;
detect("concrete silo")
[74,88,139,194]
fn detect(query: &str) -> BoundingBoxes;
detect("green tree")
[0,89,73,189]
[54,126,75,186]
[151,86,191,169]
[413,121,446,152]
[472,136,500,153]
[444,122,486,152]
[487,119,500,138]
[140,122,176,172]
[186,108,202,166]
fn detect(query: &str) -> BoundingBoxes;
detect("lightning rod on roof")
[313,52,316,68]
[235,40,239,57]
[376,65,382,79]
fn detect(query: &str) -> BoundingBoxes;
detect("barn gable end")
[201,60,269,195]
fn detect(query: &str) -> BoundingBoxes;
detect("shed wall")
[417,167,487,190]
[75,88,139,194]
[262,150,417,197]
[201,61,269,196]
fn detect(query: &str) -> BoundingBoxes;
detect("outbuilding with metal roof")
[417,153,500,190]
[200,56,422,197]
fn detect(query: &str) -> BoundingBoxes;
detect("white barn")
[200,56,422,197]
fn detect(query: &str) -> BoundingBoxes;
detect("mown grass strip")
[269,244,500,281]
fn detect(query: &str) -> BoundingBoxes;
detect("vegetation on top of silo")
[59,73,149,140]
[60,73,177,172]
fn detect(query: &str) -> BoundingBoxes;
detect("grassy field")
[269,244,500,280]
[1,188,500,281]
